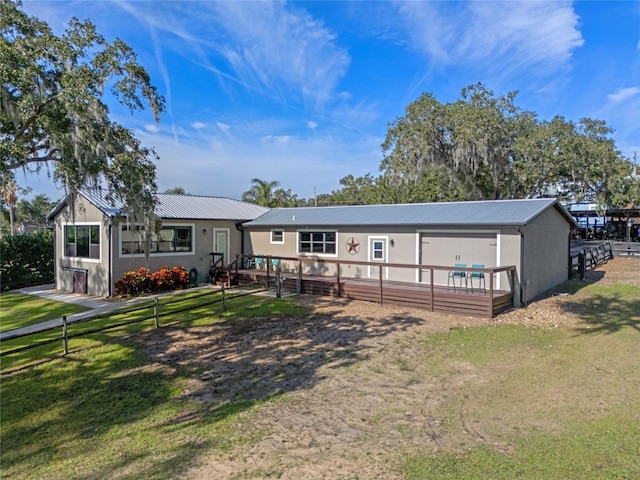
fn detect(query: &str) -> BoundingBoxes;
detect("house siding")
[112,219,242,290]
[52,197,111,297]
[245,205,573,308]
[520,207,570,303]
[52,193,248,297]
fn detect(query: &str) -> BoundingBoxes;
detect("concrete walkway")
[0,283,284,341]
[1,285,216,341]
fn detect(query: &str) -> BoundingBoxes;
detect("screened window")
[121,225,193,255]
[65,225,100,259]
[299,231,336,254]
[271,230,284,244]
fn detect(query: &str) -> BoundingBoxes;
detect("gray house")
[242,198,577,306]
[47,189,268,297]
[48,192,576,308]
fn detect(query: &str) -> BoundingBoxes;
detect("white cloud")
[144,124,160,133]
[137,128,380,200]
[307,121,318,129]
[260,135,293,145]
[395,1,583,75]
[208,2,351,104]
[216,122,232,136]
[608,87,640,103]
[192,121,207,130]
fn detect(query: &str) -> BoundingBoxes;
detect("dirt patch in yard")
[134,256,640,479]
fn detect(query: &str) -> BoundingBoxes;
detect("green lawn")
[0,292,90,332]
[1,281,639,479]
[1,292,310,479]
[401,281,640,479]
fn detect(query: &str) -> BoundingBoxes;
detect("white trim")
[62,222,102,263]
[295,230,339,258]
[270,229,285,244]
[213,228,230,265]
[118,222,196,258]
[368,236,389,279]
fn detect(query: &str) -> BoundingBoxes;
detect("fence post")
[275,267,282,298]
[222,284,227,311]
[430,269,434,312]
[379,266,383,304]
[154,297,159,328]
[297,261,302,294]
[578,252,585,280]
[62,315,68,355]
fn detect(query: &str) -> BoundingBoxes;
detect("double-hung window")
[65,225,100,259]
[299,231,336,254]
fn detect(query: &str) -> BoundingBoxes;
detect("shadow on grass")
[567,292,640,335]
[134,295,424,404]
[1,294,425,478]
[552,270,605,295]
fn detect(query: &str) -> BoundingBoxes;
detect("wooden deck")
[234,268,514,318]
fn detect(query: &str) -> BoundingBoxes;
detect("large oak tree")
[1,0,164,228]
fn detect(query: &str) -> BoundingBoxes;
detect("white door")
[214,229,229,266]
[368,237,388,279]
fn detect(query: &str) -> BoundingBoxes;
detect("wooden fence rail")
[0,286,265,359]
[569,241,614,280]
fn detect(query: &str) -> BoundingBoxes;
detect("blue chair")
[270,257,280,271]
[468,264,486,293]
[248,255,263,269]
[448,263,467,291]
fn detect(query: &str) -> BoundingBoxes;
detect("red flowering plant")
[115,265,190,296]
[114,267,152,296]
[150,265,190,292]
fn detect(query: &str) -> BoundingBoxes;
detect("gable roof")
[47,188,269,221]
[244,198,577,228]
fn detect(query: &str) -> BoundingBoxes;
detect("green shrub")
[114,265,190,296]
[0,231,54,291]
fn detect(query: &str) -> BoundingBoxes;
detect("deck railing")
[236,254,517,317]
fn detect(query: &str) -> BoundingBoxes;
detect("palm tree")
[241,178,281,207]
[1,180,19,235]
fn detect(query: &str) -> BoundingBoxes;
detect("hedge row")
[0,231,55,291]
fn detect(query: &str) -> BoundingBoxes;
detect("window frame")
[297,230,338,257]
[63,223,101,261]
[270,229,285,244]
[119,223,196,257]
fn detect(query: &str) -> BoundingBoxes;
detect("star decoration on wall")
[346,237,360,254]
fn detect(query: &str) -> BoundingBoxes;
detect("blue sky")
[18,1,640,202]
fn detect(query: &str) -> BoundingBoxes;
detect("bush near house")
[0,231,54,291]
[115,265,190,297]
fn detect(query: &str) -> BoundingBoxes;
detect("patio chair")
[270,257,280,271]
[448,263,467,291]
[468,264,486,293]
[248,255,264,270]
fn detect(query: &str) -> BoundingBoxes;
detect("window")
[65,225,100,259]
[299,231,336,254]
[271,230,284,244]
[121,224,193,255]
[372,240,384,260]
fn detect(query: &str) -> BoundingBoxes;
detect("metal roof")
[244,198,577,228]
[48,188,269,221]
